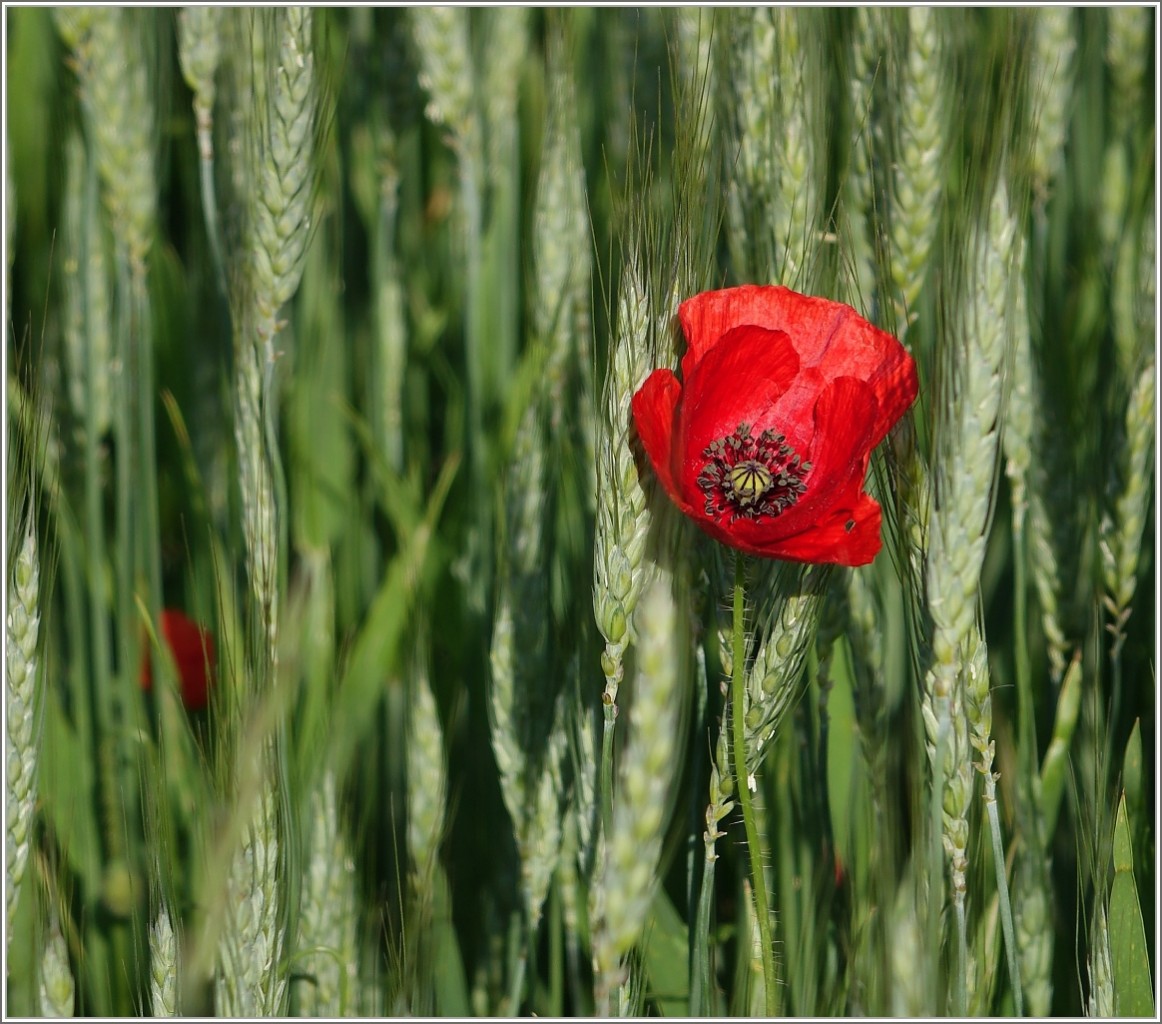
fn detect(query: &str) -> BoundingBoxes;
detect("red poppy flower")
[631,285,918,566]
[139,609,216,712]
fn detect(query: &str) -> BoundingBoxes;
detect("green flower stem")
[732,553,776,1016]
[690,658,721,1016]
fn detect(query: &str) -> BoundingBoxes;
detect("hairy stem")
[732,553,775,1015]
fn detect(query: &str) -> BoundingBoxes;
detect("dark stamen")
[697,423,809,523]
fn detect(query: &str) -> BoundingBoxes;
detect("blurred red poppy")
[140,609,216,712]
[631,285,918,566]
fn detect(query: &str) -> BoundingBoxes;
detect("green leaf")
[644,886,690,1016]
[1109,793,1154,1017]
[288,241,354,551]
[1122,719,1149,890]
[1123,720,1143,822]
[431,864,471,1017]
[329,455,458,780]
[1039,652,1082,844]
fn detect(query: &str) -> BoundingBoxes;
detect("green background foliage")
[4,7,1155,1017]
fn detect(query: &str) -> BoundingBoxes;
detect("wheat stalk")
[60,133,112,437]
[888,862,927,1015]
[57,8,157,271]
[230,7,320,652]
[150,902,179,1016]
[6,520,40,955]
[1098,9,1149,261]
[295,773,358,1016]
[923,177,1020,1010]
[591,569,684,1013]
[1087,903,1115,1017]
[177,7,222,161]
[520,709,567,941]
[844,8,888,311]
[39,917,75,1018]
[1105,7,1151,143]
[1003,267,1033,537]
[889,8,947,330]
[1028,8,1076,196]
[722,7,823,285]
[481,9,526,187]
[490,401,571,958]
[177,6,225,276]
[249,7,318,325]
[406,643,447,890]
[566,670,599,877]
[724,7,776,279]
[593,256,655,707]
[1024,409,1072,682]
[233,315,278,648]
[534,23,591,449]
[1012,844,1054,1016]
[846,564,888,800]
[1099,359,1155,657]
[411,7,476,151]
[216,771,286,1016]
[3,121,11,327]
[769,9,823,287]
[742,567,827,775]
[368,21,413,475]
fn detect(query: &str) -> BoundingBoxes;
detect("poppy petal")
[677,285,812,375]
[677,324,800,500]
[757,375,879,541]
[809,316,918,445]
[752,493,883,565]
[630,368,691,515]
[679,285,917,446]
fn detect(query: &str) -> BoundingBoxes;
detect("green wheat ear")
[216,772,285,1016]
[60,132,112,439]
[923,171,1024,1014]
[411,7,476,148]
[889,7,948,332]
[592,567,685,1015]
[39,917,75,1017]
[742,565,826,777]
[294,773,359,1016]
[177,6,226,278]
[150,902,179,1016]
[406,639,447,894]
[593,255,656,704]
[489,401,566,936]
[1028,8,1075,195]
[1099,359,1155,657]
[57,7,158,270]
[5,520,40,954]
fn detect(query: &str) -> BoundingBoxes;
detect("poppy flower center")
[697,423,810,523]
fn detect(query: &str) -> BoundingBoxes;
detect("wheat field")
[4,7,1156,1017]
